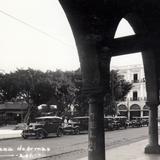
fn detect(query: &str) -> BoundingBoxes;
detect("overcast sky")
[0,0,142,73]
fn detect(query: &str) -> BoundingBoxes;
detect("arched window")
[130,104,141,110]
[118,104,128,111]
[143,105,149,110]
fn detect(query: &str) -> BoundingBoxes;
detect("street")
[0,127,149,160]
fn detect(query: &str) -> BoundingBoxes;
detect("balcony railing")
[130,97,147,101]
[131,79,146,83]
[132,80,139,83]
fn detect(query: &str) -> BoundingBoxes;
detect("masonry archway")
[117,104,128,117]
[130,104,141,119]
[59,0,160,159]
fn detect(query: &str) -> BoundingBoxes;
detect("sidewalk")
[78,139,160,160]
[0,125,22,140]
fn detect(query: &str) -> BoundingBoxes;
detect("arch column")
[58,1,115,159]
[128,110,130,120]
[88,93,105,160]
[142,51,160,154]
[140,110,143,117]
[84,52,111,160]
[144,101,160,153]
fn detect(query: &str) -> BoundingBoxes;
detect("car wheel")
[36,131,45,139]
[74,128,80,135]
[57,129,63,137]
[22,135,28,139]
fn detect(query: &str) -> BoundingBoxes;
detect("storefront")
[130,104,141,120]
[0,102,28,125]
[117,104,128,117]
[143,105,149,116]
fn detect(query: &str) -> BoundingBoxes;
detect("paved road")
[0,127,149,160]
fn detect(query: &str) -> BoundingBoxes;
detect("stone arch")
[117,104,128,111]
[120,9,160,103]
[117,104,128,117]
[130,104,141,111]
[130,104,141,120]
[124,13,147,34]
[59,0,160,157]
[143,105,149,110]
[114,5,160,154]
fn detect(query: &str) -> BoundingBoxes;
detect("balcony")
[130,97,147,101]
[131,80,139,83]
[130,97,140,101]
[131,79,146,83]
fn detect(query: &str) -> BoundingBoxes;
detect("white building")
[111,64,149,120]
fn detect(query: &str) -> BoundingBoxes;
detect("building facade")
[111,64,149,120]
[0,101,28,125]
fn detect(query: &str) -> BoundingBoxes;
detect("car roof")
[35,116,62,120]
[73,116,89,119]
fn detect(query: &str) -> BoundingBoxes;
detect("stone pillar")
[142,50,160,154]
[140,110,143,117]
[145,101,160,154]
[88,94,105,160]
[128,111,130,120]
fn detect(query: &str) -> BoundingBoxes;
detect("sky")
[111,19,143,67]
[0,0,142,73]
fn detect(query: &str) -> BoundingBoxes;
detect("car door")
[52,118,61,133]
[44,118,55,133]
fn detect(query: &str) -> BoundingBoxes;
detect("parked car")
[104,116,127,130]
[63,121,80,135]
[140,116,149,126]
[131,116,149,127]
[104,116,115,131]
[125,120,132,127]
[131,117,143,128]
[21,116,63,139]
[114,116,127,129]
[72,116,89,132]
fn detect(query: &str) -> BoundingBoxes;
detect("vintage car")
[104,116,115,131]
[131,117,143,128]
[114,116,127,129]
[104,116,127,130]
[63,121,80,135]
[131,116,149,127]
[72,116,89,132]
[140,116,149,126]
[21,116,63,139]
[125,120,132,127]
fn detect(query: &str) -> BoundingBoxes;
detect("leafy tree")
[0,69,57,122]
[0,68,132,119]
[0,73,21,101]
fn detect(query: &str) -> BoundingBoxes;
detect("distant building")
[0,102,28,125]
[111,64,149,120]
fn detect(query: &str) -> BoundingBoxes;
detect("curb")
[0,136,21,141]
